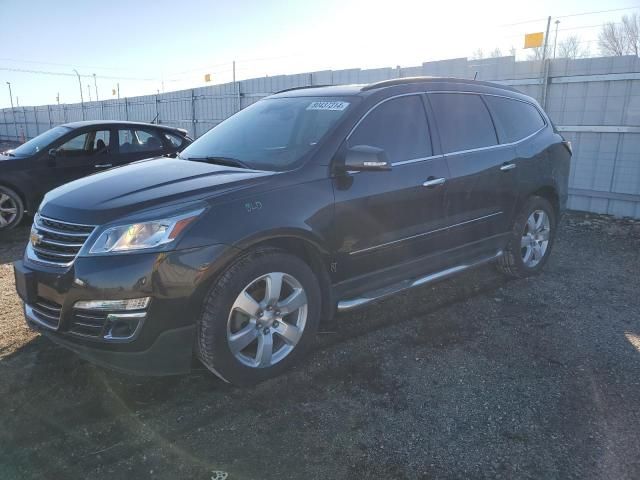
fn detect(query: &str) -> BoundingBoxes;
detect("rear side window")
[428,93,497,153]
[483,95,545,143]
[348,95,432,162]
[118,129,165,153]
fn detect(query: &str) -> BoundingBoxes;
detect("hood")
[40,157,274,225]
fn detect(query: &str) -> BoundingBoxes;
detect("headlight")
[88,209,203,254]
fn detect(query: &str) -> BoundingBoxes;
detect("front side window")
[57,130,110,157]
[179,96,355,171]
[483,95,545,144]
[429,93,498,153]
[164,132,185,149]
[118,129,165,153]
[348,95,432,162]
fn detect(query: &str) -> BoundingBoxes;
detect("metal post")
[34,106,39,135]
[63,104,68,123]
[6,82,19,140]
[93,73,99,101]
[73,69,85,120]
[87,84,92,102]
[117,83,120,100]
[155,94,160,124]
[191,89,196,138]
[553,20,560,58]
[232,60,239,113]
[22,106,28,140]
[124,97,129,120]
[47,104,52,128]
[540,16,552,109]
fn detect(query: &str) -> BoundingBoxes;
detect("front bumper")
[14,243,235,375]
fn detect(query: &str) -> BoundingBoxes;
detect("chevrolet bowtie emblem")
[30,231,43,247]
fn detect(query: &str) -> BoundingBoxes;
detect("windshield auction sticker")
[306,101,350,111]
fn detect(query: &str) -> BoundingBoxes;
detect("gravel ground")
[0,212,639,480]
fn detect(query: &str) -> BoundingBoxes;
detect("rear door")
[428,92,516,254]
[331,94,450,282]
[115,127,167,165]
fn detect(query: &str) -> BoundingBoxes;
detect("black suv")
[0,121,192,230]
[14,78,571,385]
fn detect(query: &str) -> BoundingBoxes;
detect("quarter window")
[348,95,432,162]
[428,93,498,153]
[483,95,545,143]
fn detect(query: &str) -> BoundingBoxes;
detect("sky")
[0,0,638,108]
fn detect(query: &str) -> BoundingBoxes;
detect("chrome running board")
[336,250,503,312]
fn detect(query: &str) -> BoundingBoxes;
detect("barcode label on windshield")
[306,101,349,111]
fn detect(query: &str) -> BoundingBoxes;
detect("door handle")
[422,177,446,188]
[95,163,113,169]
[500,163,516,171]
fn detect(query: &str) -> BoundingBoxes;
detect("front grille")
[69,310,108,338]
[29,214,95,266]
[30,297,62,329]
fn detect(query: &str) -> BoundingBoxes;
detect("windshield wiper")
[185,156,250,169]
[2,151,15,157]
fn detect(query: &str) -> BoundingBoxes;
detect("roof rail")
[275,84,333,94]
[360,76,518,92]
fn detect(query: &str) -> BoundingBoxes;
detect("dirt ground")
[1,212,639,480]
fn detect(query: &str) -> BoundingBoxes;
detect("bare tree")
[527,46,546,61]
[489,47,502,58]
[598,14,640,56]
[471,48,484,60]
[557,35,590,59]
[622,13,639,56]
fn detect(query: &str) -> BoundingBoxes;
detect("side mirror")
[48,148,58,158]
[342,145,391,172]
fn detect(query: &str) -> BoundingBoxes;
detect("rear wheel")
[0,186,24,231]
[497,196,556,278]
[196,249,321,385]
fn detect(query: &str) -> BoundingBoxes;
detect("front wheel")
[497,196,557,278]
[196,249,321,385]
[0,186,24,230]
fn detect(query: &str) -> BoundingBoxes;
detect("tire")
[0,186,24,231]
[196,248,321,385]
[496,195,557,278]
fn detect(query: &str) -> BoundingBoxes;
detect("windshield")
[179,97,354,171]
[10,126,71,156]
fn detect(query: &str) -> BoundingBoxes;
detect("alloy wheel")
[521,209,550,268]
[0,193,18,228]
[226,272,308,368]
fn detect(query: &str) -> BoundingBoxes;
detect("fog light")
[74,297,151,311]
[104,313,145,341]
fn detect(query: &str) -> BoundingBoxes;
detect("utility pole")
[87,84,92,102]
[5,82,19,140]
[56,93,60,105]
[553,19,560,58]
[117,83,120,100]
[540,16,552,109]
[72,69,85,120]
[93,73,99,101]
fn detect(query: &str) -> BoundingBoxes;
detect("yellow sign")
[204,73,211,82]
[524,32,544,49]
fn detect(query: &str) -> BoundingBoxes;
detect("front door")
[46,128,113,192]
[331,94,450,283]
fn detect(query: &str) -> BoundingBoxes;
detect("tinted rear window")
[428,93,497,153]
[483,95,545,143]
[348,95,432,162]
